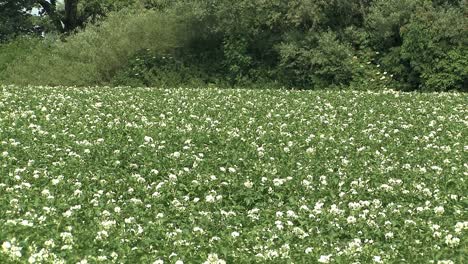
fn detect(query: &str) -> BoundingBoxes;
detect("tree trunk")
[37,0,64,32]
[37,0,80,33]
[63,0,79,33]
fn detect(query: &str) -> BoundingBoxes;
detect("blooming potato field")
[0,85,467,264]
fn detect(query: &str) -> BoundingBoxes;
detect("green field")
[0,85,467,263]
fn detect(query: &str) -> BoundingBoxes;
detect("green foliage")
[205,0,286,82]
[2,8,188,86]
[1,85,467,262]
[0,0,37,41]
[277,32,354,89]
[222,37,253,84]
[77,0,177,24]
[366,0,467,91]
[422,49,468,92]
[0,37,44,78]
[400,4,467,91]
[111,50,218,87]
[348,51,397,90]
[1,0,466,91]
[365,0,420,50]
[286,0,367,31]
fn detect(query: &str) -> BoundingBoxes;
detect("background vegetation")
[0,0,466,91]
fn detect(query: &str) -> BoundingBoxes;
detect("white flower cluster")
[0,86,466,262]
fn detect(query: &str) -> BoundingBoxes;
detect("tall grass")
[0,37,45,81]
[2,8,188,86]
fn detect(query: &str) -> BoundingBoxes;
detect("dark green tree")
[0,0,36,41]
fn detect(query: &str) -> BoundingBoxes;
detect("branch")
[36,0,65,32]
[37,0,55,15]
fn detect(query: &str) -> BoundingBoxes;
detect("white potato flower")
[318,255,331,263]
[244,180,253,189]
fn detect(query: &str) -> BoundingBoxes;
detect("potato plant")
[0,85,466,263]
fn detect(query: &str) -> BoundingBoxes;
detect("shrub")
[347,51,398,90]
[365,0,467,91]
[2,8,188,86]
[1,0,465,91]
[0,36,52,83]
[400,4,467,91]
[276,31,354,89]
[111,50,219,87]
[365,0,420,51]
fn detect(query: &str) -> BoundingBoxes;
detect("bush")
[347,51,398,90]
[1,0,465,91]
[400,4,467,91]
[365,0,467,91]
[365,0,420,51]
[111,50,219,87]
[0,37,46,81]
[276,31,354,89]
[2,8,188,86]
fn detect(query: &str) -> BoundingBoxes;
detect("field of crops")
[0,85,467,263]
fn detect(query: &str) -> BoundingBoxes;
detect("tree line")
[0,0,466,91]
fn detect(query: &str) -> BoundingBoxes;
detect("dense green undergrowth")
[0,85,467,263]
[0,0,466,91]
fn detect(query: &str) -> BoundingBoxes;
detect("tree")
[0,0,79,39]
[36,0,80,33]
[34,0,168,33]
[0,0,36,41]
[1,0,143,38]
[400,4,467,91]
